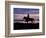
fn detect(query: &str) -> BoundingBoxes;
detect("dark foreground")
[14,23,39,30]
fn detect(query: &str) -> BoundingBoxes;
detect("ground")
[14,23,39,30]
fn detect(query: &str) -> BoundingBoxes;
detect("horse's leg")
[32,20,35,23]
[27,21,28,23]
[31,21,33,23]
[33,20,35,23]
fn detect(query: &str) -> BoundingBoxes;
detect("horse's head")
[23,17,26,19]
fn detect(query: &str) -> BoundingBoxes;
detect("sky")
[14,8,39,14]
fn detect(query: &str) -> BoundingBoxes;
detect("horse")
[23,17,35,23]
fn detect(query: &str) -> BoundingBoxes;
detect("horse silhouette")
[23,17,34,23]
[23,13,35,23]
